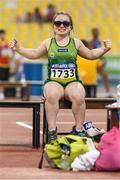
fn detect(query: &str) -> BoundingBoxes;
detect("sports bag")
[94,127,120,171]
[44,135,97,170]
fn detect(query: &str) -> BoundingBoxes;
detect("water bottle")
[60,144,70,170]
[116,82,120,105]
[20,73,26,87]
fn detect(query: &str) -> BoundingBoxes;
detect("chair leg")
[46,121,48,144]
[42,107,46,147]
[42,106,48,147]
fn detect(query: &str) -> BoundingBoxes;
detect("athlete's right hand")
[8,39,20,51]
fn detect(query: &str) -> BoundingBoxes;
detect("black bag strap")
[38,148,44,168]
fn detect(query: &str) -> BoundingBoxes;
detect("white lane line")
[16,121,43,134]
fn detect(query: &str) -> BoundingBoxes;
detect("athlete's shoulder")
[42,38,52,51]
[42,38,52,45]
[73,38,83,50]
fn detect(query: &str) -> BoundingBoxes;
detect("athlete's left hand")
[102,40,112,52]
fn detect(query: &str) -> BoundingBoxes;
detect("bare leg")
[44,81,64,129]
[65,82,86,130]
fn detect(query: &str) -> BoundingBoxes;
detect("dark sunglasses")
[53,21,71,27]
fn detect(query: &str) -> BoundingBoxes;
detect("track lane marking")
[16,121,43,134]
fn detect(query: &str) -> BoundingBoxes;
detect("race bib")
[51,64,75,79]
[50,68,75,79]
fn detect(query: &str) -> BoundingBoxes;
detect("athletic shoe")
[83,121,105,142]
[70,126,86,137]
[47,128,57,144]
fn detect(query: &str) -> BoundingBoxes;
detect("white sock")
[49,128,56,132]
[75,128,83,132]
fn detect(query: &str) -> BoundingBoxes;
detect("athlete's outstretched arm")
[8,39,48,59]
[75,39,111,60]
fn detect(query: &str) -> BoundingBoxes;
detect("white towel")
[71,149,100,171]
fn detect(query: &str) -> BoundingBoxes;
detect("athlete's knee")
[74,96,85,105]
[71,93,85,105]
[45,91,60,103]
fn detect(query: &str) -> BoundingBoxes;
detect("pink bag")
[94,127,120,171]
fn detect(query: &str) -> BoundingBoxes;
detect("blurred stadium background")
[0,0,120,97]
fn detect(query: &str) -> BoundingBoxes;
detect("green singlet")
[45,37,81,87]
